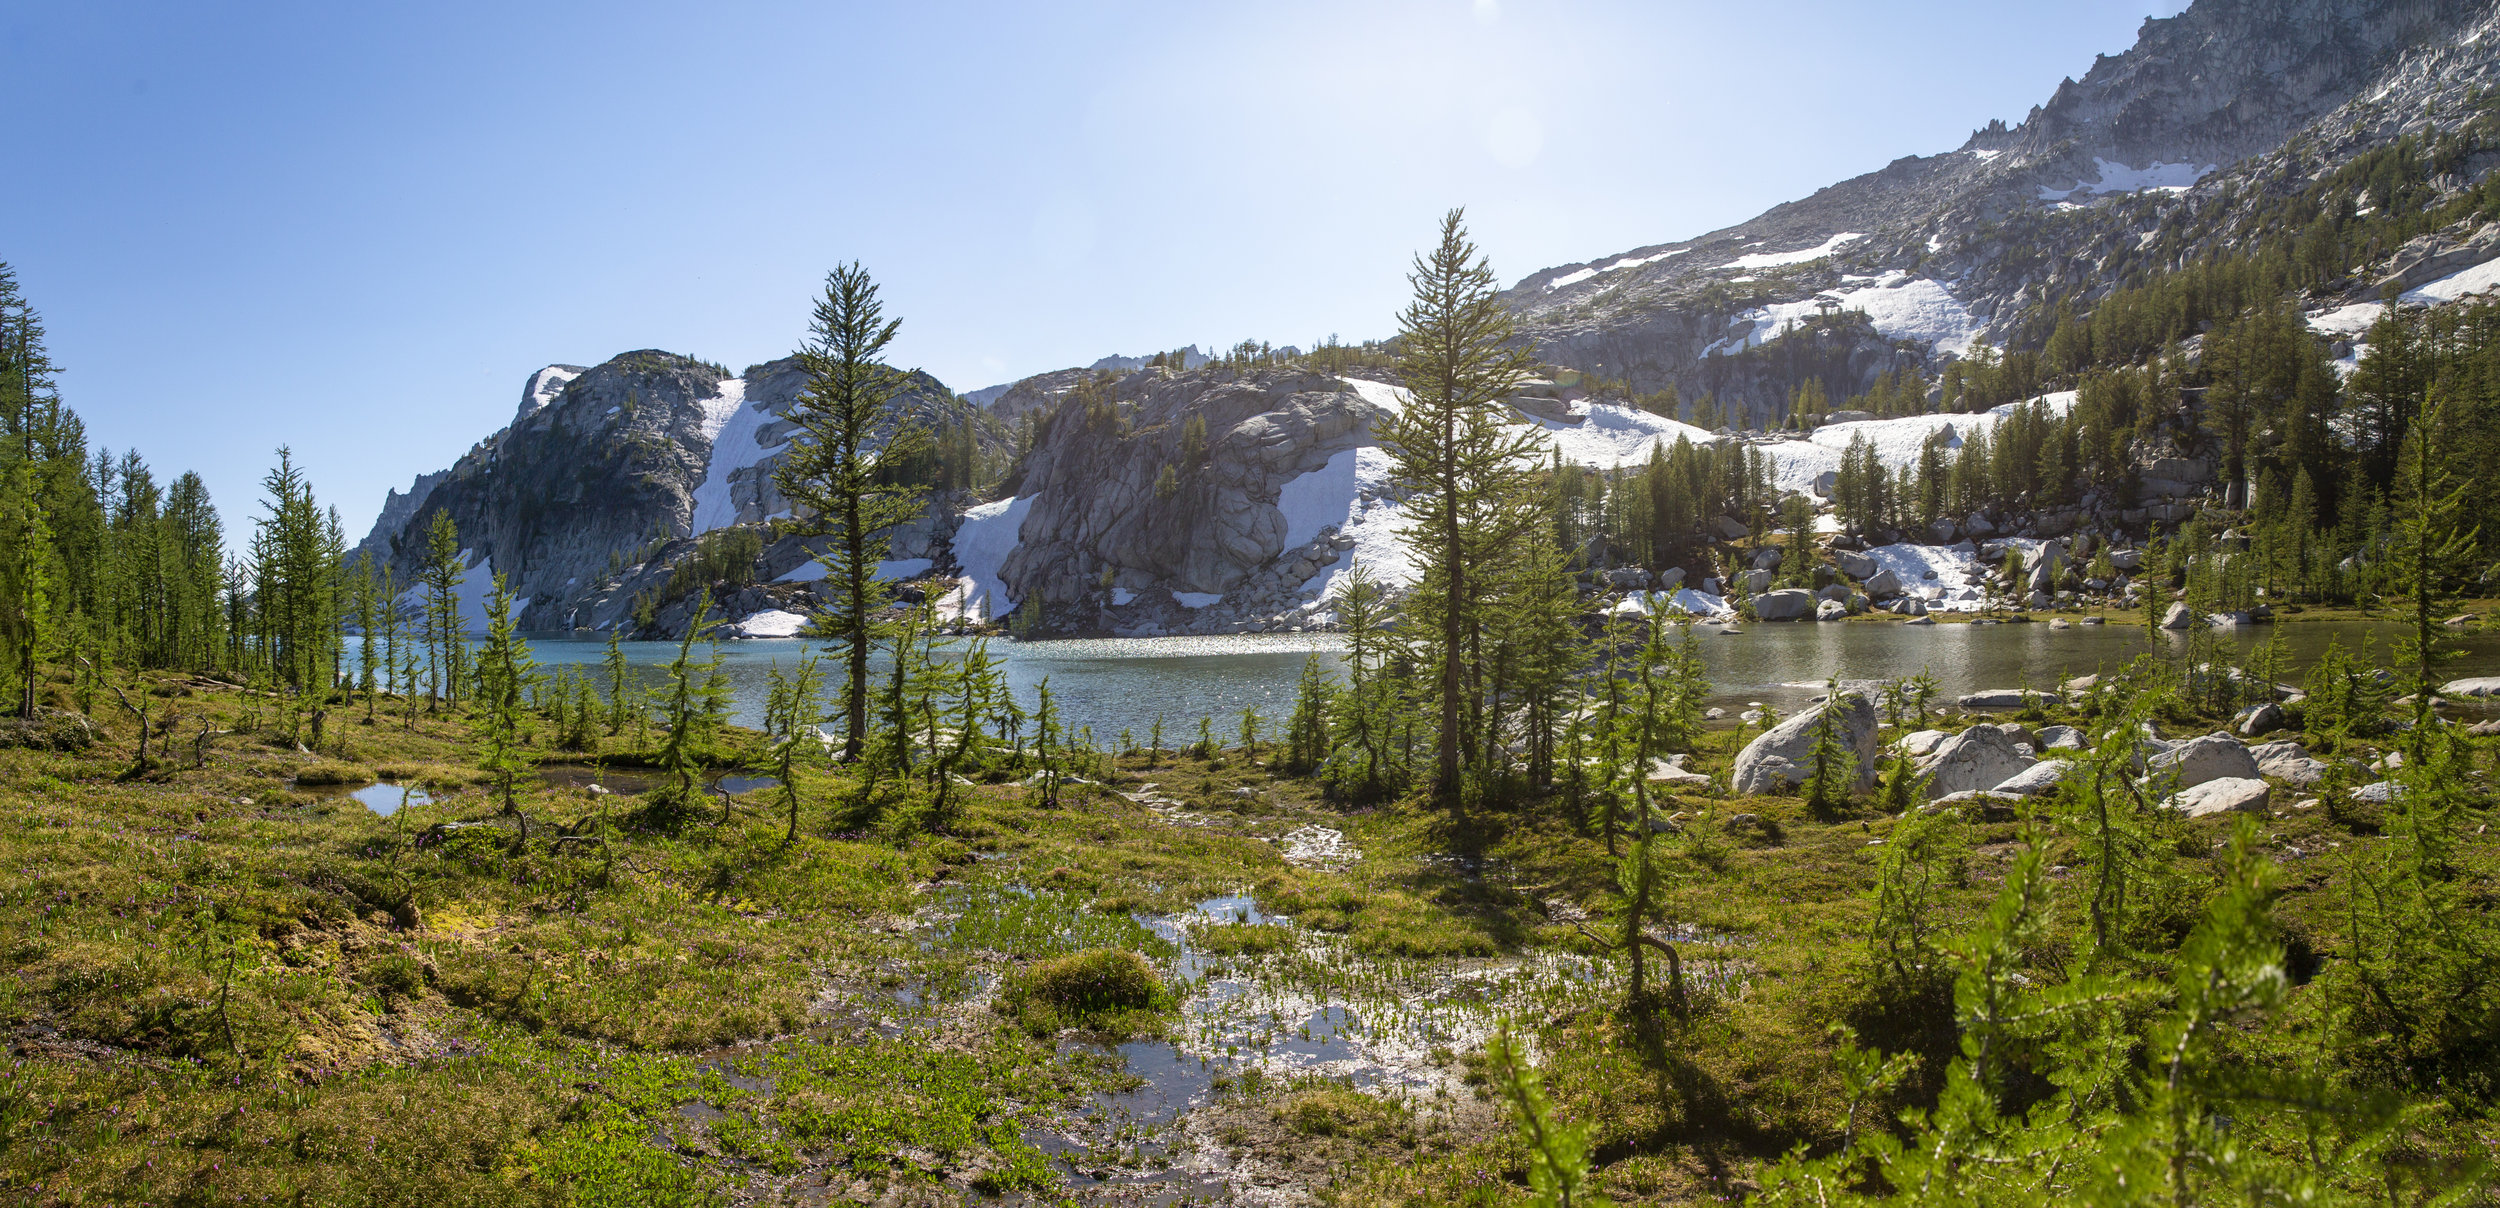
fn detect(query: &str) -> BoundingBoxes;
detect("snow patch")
[1708,272,1977,356]
[1606,248,1686,271]
[1340,376,1409,417]
[1278,447,1363,551]
[516,365,584,423]
[1300,447,1420,598]
[2306,302,2386,336]
[766,556,927,585]
[689,379,766,535]
[1721,232,1863,270]
[2037,158,2214,201]
[2403,257,2500,304]
[1543,248,1689,291]
[1613,588,1732,619]
[1530,402,1717,468]
[450,550,498,634]
[1111,587,1137,606]
[1757,393,2077,497]
[733,609,810,638]
[950,496,1032,623]
[1860,543,1996,612]
[1172,591,1223,609]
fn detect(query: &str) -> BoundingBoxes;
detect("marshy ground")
[1,670,2491,1205]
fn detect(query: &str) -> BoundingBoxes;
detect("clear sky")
[3,0,2188,539]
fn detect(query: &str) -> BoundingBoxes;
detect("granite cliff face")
[1505,0,2500,423]
[992,367,1388,635]
[358,350,1004,634]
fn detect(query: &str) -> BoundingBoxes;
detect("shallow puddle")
[294,780,433,815]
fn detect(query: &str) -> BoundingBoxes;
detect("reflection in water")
[308,780,432,820]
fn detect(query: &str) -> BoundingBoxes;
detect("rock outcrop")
[1915,724,2038,799]
[355,351,1007,635]
[1000,368,1385,631]
[1731,694,1880,795]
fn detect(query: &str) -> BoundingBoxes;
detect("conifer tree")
[773,263,926,763]
[651,590,727,812]
[1381,209,1543,807]
[352,552,378,718]
[470,573,537,821]
[602,628,629,734]
[762,653,824,847]
[419,509,465,710]
[0,263,63,717]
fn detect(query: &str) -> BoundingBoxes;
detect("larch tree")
[1380,208,1543,807]
[419,509,465,710]
[773,263,926,763]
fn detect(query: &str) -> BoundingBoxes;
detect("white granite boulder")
[2145,733,2262,788]
[2164,776,2270,818]
[1731,693,1879,795]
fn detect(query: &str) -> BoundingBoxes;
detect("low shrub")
[293,762,372,786]
[996,947,1170,1037]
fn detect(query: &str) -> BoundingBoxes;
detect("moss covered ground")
[1,667,2493,1205]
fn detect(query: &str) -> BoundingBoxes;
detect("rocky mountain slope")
[1506,0,2500,424]
[367,0,2500,639]
[357,350,1004,633]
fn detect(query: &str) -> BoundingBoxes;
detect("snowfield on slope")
[1543,247,1688,290]
[1706,272,1978,357]
[2037,158,2215,201]
[1276,446,1418,601]
[1755,392,2078,496]
[689,379,767,535]
[2303,256,2500,375]
[948,495,1033,623]
[1721,232,1864,270]
[771,558,932,585]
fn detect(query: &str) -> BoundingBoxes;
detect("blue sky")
[2,0,2187,537]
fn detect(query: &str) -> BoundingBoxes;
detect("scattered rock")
[1897,729,1950,757]
[2161,601,2194,630]
[2248,741,2329,787]
[2439,676,2500,698]
[1752,589,1816,622]
[1816,598,1849,621]
[1645,758,1711,787]
[1914,724,2038,799]
[2038,724,2086,750]
[2235,701,2285,737]
[0,708,98,752]
[2349,781,2406,804]
[2164,776,2270,818]
[2146,733,2263,788]
[1957,689,2059,711]
[1989,760,2072,797]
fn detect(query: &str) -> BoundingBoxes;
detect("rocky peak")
[1503,0,2500,419]
[515,364,588,424]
